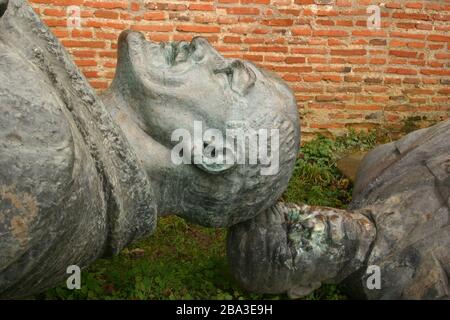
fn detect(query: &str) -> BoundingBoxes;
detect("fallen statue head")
[102,30,300,227]
[0,0,299,297]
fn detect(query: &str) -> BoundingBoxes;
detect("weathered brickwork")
[30,0,450,138]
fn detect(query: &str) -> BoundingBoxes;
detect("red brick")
[285,57,306,64]
[385,2,402,9]
[390,32,426,40]
[189,4,215,11]
[75,59,97,67]
[95,31,117,40]
[386,67,418,75]
[291,27,312,36]
[72,50,96,58]
[283,74,302,82]
[52,0,84,5]
[52,29,69,38]
[331,49,367,56]
[84,1,127,9]
[223,36,241,43]
[249,46,288,53]
[43,8,66,17]
[241,0,270,4]
[177,25,221,33]
[43,19,67,27]
[131,25,173,32]
[130,2,139,11]
[405,2,423,9]
[243,54,263,62]
[421,69,450,76]
[392,12,430,20]
[142,12,166,21]
[428,35,450,42]
[226,7,260,15]
[62,40,106,48]
[72,29,93,38]
[389,50,418,58]
[29,0,449,138]
[294,0,314,4]
[313,30,349,37]
[291,48,327,55]
[261,19,294,26]
[94,10,119,20]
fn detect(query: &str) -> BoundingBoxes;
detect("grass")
[283,129,379,208]
[36,129,381,300]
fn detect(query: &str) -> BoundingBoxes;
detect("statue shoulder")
[353,120,450,204]
[0,45,76,194]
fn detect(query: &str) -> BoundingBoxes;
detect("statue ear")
[0,0,8,18]
[215,60,256,96]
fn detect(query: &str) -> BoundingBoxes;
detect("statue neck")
[101,85,183,217]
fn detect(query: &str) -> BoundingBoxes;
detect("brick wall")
[30,0,450,139]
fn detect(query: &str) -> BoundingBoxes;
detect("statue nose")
[0,0,8,18]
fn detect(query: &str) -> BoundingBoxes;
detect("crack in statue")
[0,0,449,299]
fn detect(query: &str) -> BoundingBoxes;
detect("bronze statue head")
[105,31,301,227]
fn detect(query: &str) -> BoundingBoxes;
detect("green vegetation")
[283,129,379,208]
[37,130,381,300]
